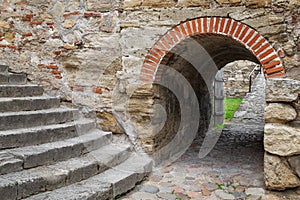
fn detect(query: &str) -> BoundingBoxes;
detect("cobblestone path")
[120,74,300,200]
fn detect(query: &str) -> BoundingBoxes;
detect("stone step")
[0,144,131,200]
[0,96,60,112]
[0,119,96,150]
[0,65,8,73]
[0,85,43,97]
[0,108,79,131]
[0,130,112,175]
[24,153,153,200]
[0,73,27,85]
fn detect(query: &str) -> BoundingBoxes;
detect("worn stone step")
[0,130,112,175]
[0,85,43,97]
[24,153,153,200]
[0,119,96,150]
[0,144,131,200]
[0,65,8,73]
[0,73,27,85]
[0,108,79,131]
[0,96,60,112]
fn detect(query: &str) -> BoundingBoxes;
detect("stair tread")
[0,130,112,172]
[0,95,59,102]
[0,144,131,200]
[0,107,77,116]
[0,118,94,136]
[23,153,153,200]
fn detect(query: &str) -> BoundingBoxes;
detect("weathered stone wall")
[223,60,257,98]
[264,79,300,190]
[0,0,300,190]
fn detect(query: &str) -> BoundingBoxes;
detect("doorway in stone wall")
[136,17,285,197]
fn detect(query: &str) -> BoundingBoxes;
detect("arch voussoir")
[140,17,285,83]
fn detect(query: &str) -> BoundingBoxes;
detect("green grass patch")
[224,98,243,122]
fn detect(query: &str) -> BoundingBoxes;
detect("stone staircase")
[0,65,152,200]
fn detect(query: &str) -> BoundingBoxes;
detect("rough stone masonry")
[0,0,299,191]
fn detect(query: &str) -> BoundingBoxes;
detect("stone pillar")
[264,78,300,190]
[214,69,224,125]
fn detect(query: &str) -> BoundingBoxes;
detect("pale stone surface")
[86,0,113,11]
[265,103,297,123]
[216,0,241,4]
[245,0,271,8]
[266,79,300,102]
[97,112,123,134]
[288,155,300,178]
[123,0,142,8]
[177,0,211,7]
[141,0,176,7]
[264,153,300,190]
[264,124,300,156]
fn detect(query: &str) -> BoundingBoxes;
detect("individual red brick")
[51,70,62,75]
[255,43,271,56]
[169,30,179,43]
[252,38,266,50]
[263,60,280,69]
[242,29,255,44]
[197,18,202,33]
[267,70,285,78]
[266,66,284,75]
[238,26,249,41]
[261,54,277,65]
[22,32,32,37]
[84,13,101,17]
[30,21,43,25]
[224,19,232,34]
[214,17,220,33]
[63,11,80,18]
[203,18,208,33]
[209,17,214,33]
[191,19,197,34]
[219,18,226,33]
[174,26,183,39]
[186,21,192,35]
[92,87,102,94]
[234,23,243,38]
[247,33,260,47]
[258,48,274,60]
[180,23,187,37]
[55,76,62,79]
[37,64,47,69]
[229,21,237,36]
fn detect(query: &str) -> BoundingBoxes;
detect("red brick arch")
[140,17,285,83]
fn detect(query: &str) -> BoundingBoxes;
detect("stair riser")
[0,74,27,85]
[0,110,79,131]
[0,121,95,150]
[17,133,111,169]
[0,65,8,73]
[0,86,43,97]
[0,98,60,112]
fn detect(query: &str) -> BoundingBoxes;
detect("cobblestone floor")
[119,74,300,200]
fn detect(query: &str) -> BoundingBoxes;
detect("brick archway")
[140,17,285,83]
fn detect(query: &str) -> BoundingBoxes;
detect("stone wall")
[223,60,257,98]
[0,0,299,190]
[264,78,300,190]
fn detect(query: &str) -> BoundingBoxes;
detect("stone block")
[288,155,300,178]
[86,0,113,12]
[245,0,271,8]
[265,103,297,123]
[266,79,300,102]
[264,124,300,156]
[264,152,300,190]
